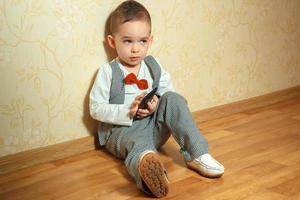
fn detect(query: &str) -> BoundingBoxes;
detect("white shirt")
[89,57,175,126]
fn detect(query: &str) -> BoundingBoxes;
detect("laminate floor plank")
[0,97,299,199]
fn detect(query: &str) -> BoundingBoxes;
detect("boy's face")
[107,20,152,68]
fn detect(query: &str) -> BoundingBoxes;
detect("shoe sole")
[139,153,169,198]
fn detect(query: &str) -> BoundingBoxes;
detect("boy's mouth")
[130,56,140,61]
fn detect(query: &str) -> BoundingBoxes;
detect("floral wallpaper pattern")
[0,0,299,156]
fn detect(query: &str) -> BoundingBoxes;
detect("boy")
[90,0,224,198]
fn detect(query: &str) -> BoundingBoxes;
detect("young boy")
[90,0,224,198]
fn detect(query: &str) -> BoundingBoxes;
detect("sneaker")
[138,152,169,198]
[186,153,225,178]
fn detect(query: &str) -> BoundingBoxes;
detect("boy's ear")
[107,35,116,49]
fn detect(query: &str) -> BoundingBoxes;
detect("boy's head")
[107,0,153,69]
[109,0,151,35]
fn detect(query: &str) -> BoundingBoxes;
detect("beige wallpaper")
[0,0,299,157]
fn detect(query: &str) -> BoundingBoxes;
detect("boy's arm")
[154,58,175,96]
[89,64,133,126]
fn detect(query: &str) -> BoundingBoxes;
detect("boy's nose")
[131,43,139,53]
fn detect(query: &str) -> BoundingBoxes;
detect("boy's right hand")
[128,92,147,119]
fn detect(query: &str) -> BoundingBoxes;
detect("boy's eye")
[140,39,148,44]
[123,40,132,44]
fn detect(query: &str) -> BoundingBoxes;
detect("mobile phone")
[138,87,158,109]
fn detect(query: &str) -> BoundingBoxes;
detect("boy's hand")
[136,95,159,119]
[128,94,159,119]
[128,92,147,118]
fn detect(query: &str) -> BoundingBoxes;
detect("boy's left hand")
[136,95,159,118]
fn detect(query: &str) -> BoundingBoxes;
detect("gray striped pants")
[105,92,208,190]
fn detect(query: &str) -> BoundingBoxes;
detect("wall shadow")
[82,70,99,148]
[82,12,116,149]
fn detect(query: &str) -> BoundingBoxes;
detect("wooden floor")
[0,97,300,200]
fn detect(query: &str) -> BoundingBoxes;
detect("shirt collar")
[116,57,146,78]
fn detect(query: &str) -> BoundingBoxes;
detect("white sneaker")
[186,153,225,178]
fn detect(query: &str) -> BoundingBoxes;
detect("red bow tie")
[123,73,148,90]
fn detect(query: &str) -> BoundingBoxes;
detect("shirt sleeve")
[89,64,133,126]
[154,57,175,96]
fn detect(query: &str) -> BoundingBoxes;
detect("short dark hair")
[109,0,151,34]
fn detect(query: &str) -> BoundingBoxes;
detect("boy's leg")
[153,91,209,161]
[152,92,224,177]
[105,119,168,197]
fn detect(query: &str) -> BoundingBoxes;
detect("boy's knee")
[160,91,187,104]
